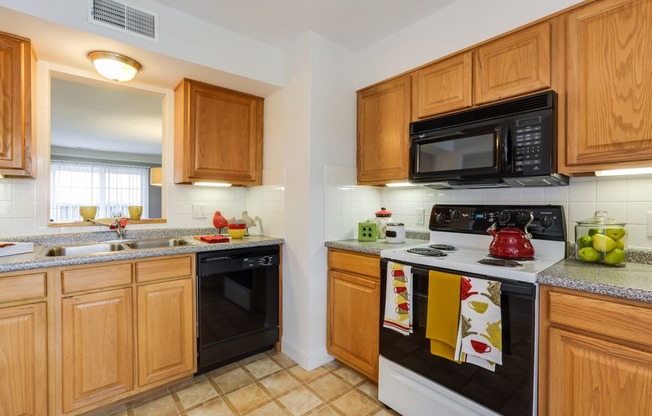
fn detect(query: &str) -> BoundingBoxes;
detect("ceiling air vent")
[88,0,158,42]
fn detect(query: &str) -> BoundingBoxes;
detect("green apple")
[606,228,626,241]
[577,247,601,263]
[615,239,625,250]
[576,235,593,248]
[592,234,616,253]
[603,248,626,265]
[588,228,605,236]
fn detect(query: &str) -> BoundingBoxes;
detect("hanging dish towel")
[383,261,413,335]
[455,276,502,369]
[425,270,461,362]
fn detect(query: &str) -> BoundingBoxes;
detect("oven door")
[379,259,536,416]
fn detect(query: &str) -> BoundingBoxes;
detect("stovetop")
[380,205,567,284]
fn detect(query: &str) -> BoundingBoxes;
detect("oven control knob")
[498,210,510,222]
[517,211,532,223]
[450,209,461,220]
[435,213,446,223]
[540,215,555,229]
[260,256,272,265]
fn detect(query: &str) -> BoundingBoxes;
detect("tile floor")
[96,349,401,416]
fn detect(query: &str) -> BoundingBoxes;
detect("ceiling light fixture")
[88,51,142,82]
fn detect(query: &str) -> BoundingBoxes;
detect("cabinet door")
[0,33,33,176]
[327,269,380,381]
[137,278,194,386]
[565,0,652,170]
[0,303,47,416]
[61,288,133,412]
[415,52,473,118]
[175,79,263,185]
[357,74,412,185]
[475,22,551,105]
[548,327,652,415]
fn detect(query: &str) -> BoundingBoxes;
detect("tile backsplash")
[324,165,652,248]
[0,167,287,239]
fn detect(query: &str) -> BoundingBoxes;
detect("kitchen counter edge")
[0,235,285,273]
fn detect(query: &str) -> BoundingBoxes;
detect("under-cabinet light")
[595,167,652,177]
[385,182,416,187]
[193,182,232,187]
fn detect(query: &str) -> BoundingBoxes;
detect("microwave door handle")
[502,126,511,168]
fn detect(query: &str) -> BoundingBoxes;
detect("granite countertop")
[538,257,652,303]
[325,238,427,255]
[0,227,284,273]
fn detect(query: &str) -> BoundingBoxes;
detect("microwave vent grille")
[411,91,554,134]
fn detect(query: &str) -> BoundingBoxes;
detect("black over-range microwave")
[409,91,569,189]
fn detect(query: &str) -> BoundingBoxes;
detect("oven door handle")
[500,282,534,297]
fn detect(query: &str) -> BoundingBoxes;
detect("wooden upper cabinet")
[357,74,412,185]
[564,0,652,171]
[174,79,263,185]
[415,52,473,119]
[475,22,551,105]
[0,32,35,177]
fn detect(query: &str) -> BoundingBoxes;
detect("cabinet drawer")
[135,256,193,283]
[328,250,379,279]
[547,290,652,348]
[0,272,47,303]
[61,263,132,294]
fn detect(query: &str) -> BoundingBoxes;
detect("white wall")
[354,0,583,87]
[0,0,284,88]
[264,32,356,370]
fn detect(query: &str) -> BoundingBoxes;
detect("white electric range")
[378,204,567,416]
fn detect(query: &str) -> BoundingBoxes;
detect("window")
[50,160,150,222]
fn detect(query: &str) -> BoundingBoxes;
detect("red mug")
[470,340,491,354]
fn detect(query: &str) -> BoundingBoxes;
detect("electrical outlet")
[416,208,425,225]
[192,204,207,219]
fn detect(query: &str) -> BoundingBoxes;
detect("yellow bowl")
[228,228,246,239]
[79,206,97,221]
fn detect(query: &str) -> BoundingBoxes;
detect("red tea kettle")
[487,223,535,259]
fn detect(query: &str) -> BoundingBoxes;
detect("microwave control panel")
[513,113,551,175]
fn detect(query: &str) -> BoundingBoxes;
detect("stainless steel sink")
[124,238,196,249]
[45,242,127,257]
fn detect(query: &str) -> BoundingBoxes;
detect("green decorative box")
[358,222,378,242]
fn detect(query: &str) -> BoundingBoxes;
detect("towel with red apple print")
[382,261,413,335]
[454,276,502,371]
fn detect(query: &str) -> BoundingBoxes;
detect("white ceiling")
[151,0,457,52]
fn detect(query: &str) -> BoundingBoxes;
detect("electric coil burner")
[407,247,447,257]
[378,204,567,416]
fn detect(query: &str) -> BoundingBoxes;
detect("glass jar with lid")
[575,211,627,266]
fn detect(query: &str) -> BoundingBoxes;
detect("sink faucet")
[111,218,128,239]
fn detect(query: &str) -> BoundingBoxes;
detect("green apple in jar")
[575,211,627,265]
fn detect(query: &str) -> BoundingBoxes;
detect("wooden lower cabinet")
[61,289,134,413]
[539,285,652,415]
[327,249,380,381]
[137,278,194,386]
[55,254,196,415]
[0,302,48,416]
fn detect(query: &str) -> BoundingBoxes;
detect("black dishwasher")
[196,245,280,374]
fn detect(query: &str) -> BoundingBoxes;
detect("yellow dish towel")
[426,270,461,362]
